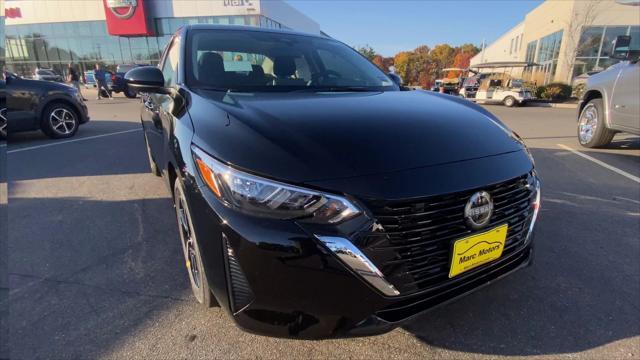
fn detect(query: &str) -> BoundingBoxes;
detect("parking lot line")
[7,128,142,154]
[557,143,640,184]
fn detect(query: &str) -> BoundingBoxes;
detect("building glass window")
[573,25,638,79]
[576,26,604,57]
[525,40,537,63]
[5,15,287,76]
[600,26,630,57]
[529,30,563,84]
[536,30,563,63]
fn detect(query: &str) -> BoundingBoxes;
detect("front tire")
[41,103,79,139]
[124,87,137,99]
[578,98,615,148]
[174,179,215,308]
[503,96,517,107]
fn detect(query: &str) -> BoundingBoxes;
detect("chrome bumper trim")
[316,236,400,296]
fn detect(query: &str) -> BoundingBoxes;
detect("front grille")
[363,173,536,295]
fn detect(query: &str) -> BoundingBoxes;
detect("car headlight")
[527,173,541,237]
[191,145,362,224]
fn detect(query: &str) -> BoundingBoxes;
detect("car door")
[144,36,181,173]
[610,61,640,132]
[5,75,41,132]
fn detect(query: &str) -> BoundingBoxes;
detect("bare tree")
[563,1,599,84]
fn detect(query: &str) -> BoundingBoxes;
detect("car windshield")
[37,70,55,75]
[187,29,397,92]
[510,79,523,88]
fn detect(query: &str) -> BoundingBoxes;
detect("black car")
[2,72,89,139]
[109,64,146,98]
[33,68,63,82]
[126,25,541,339]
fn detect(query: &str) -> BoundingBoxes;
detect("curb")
[526,102,578,109]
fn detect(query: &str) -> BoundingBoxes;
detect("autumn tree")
[356,45,377,61]
[383,57,394,71]
[371,55,385,71]
[384,43,481,88]
[447,44,479,77]
[404,46,429,85]
[393,51,412,82]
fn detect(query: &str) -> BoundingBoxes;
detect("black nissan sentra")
[126,25,541,339]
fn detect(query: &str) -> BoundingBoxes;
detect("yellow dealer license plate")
[449,224,508,278]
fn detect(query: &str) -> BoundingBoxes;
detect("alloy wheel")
[578,103,598,144]
[49,108,77,136]
[0,108,7,138]
[176,188,202,290]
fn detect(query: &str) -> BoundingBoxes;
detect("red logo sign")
[5,7,22,18]
[103,0,152,36]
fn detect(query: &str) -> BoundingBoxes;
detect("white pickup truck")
[578,35,640,148]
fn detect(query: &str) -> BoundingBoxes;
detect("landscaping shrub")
[538,82,572,101]
[572,83,586,99]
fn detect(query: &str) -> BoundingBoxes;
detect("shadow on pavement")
[605,136,640,150]
[7,122,148,181]
[7,119,142,148]
[8,196,193,359]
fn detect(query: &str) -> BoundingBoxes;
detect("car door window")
[161,37,181,87]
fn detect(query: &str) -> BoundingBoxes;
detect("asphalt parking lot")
[2,91,639,359]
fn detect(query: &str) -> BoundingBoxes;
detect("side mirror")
[387,73,403,87]
[125,66,167,94]
[611,35,631,60]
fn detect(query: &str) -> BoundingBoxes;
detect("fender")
[579,88,612,128]
[37,92,87,124]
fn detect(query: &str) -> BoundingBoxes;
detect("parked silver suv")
[578,35,639,148]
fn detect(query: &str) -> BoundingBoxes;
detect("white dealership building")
[4,0,321,75]
[470,0,640,84]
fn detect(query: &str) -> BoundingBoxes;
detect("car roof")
[182,24,328,40]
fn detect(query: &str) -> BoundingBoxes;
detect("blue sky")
[286,0,544,56]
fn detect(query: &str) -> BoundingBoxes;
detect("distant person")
[67,63,86,100]
[234,54,244,61]
[94,64,112,100]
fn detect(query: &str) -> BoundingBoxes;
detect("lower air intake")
[224,234,254,312]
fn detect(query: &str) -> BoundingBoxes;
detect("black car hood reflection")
[188,89,524,183]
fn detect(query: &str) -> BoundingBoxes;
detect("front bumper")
[78,101,90,124]
[183,151,538,339]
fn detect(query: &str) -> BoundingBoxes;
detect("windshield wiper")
[289,86,377,93]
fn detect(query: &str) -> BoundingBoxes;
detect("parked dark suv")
[109,64,146,98]
[2,72,89,139]
[126,25,541,339]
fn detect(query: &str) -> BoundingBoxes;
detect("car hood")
[188,89,525,183]
[19,78,72,91]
